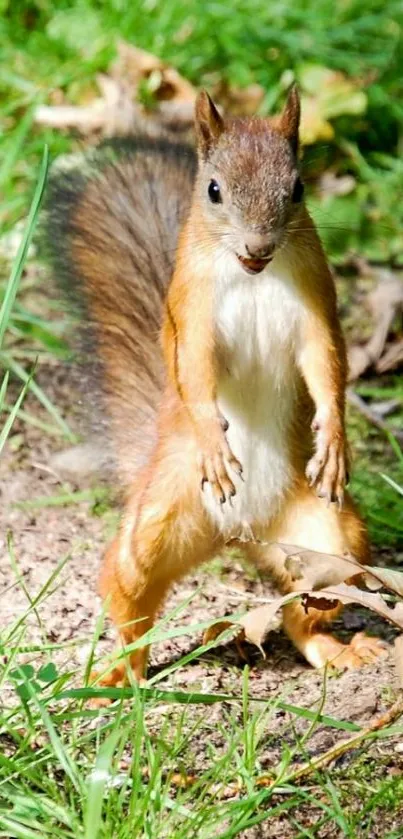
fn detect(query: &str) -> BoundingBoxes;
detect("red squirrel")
[44,86,383,684]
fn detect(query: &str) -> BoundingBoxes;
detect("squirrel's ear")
[195,90,224,159]
[279,85,300,154]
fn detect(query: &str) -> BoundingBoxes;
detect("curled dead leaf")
[302,594,340,612]
[203,604,282,658]
[279,543,360,590]
[203,621,237,645]
[277,542,403,598]
[303,583,403,630]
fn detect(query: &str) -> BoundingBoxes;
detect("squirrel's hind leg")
[245,489,386,670]
[94,438,220,688]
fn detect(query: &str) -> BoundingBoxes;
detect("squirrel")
[44,86,384,685]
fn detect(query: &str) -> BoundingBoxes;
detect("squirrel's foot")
[306,416,348,507]
[198,416,243,504]
[303,631,387,670]
[88,654,147,706]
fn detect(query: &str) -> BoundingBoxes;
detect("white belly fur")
[202,251,303,535]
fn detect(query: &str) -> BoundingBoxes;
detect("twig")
[256,694,403,789]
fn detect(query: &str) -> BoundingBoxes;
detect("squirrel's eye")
[208,179,222,204]
[292,177,304,203]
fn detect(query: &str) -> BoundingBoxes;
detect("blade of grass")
[84,726,124,839]
[0,146,48,350]
[0,103,36,188]
[0,370,9,410]
[0,371,32,456]
[55,685,359,732]
[381,473,403,497]
[1,354,75,441]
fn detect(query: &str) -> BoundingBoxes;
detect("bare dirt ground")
[2,363,403,836]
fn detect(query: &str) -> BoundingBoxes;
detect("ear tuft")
[195,90,224,159]
[279,85,300,153]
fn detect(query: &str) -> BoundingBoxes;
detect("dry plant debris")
[205,541,403,671]
[35,40,197,137]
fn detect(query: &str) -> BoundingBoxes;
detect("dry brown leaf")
[278,543,361,590]
[360,566,403,598]
[113,41,196,103]
[203,603,283,655]
[239,603,282,654]
[204,568,403,660]
[35,40,197,137]
[203,620,237,645]
[284,544,403,598]
[303,583,403,629]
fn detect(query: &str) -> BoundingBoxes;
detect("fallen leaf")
[113,41,196,104]
[35,40,196,138]
[303,583,403,630]
[240,604,282,654]
[203,621,236,644]
[360,566,403,599]
[203,603,283,655]
[298,64,367,146]
[278,542,403,599]
[299,95,334,145]
[278,543,360,590]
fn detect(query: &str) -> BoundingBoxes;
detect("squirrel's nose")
[245,239,275,260]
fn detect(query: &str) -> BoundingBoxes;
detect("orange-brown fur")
[44,92,383,685]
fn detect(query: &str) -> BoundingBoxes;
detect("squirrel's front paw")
[306,415,348,507]
[198,417,243,504]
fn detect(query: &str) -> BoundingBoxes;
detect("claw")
[197,417,243,504]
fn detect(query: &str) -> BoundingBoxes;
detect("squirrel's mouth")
[237,254,272,275]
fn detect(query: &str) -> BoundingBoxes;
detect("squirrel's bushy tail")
[43,137,196,488]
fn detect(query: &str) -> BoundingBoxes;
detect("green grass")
[2,571,403,839]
